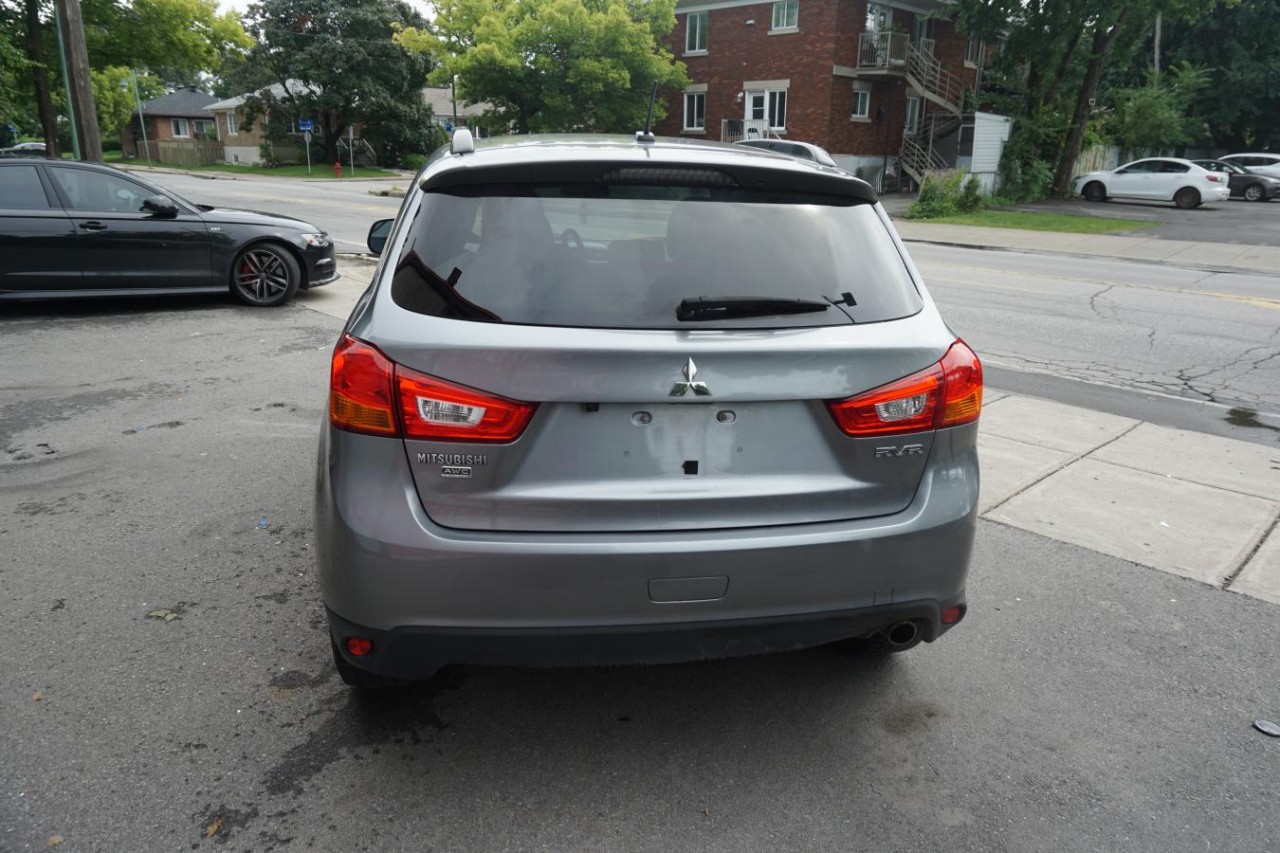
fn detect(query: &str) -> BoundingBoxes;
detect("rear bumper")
[315,423,979,678]
[328,596,966,679]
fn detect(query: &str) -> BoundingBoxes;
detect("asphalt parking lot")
[3,294,1280,852]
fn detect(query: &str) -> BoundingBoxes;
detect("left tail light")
[329,334,536,442]
[396,366,536,442]
[826,340,983,437]
[330,335,398,436]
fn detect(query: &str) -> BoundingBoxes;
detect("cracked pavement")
[913,244,1280,417]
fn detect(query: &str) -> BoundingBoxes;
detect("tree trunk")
[322,117,343,166]
[23,0,60,157]
[1043,28,1084,110]
[1052,8,1133,195]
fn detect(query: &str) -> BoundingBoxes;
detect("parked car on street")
[1218,152,1280,180]
[1,141,47,154]
[0,157,336,306]
[1072,157,1231,209]
[734,138,840,167]
[1192,159,1280,202]
[318,130,982,687]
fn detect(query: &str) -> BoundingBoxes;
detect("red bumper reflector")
[941,606,963,625]
[346,637,374,657]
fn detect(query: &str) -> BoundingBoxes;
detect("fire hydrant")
[333,161,342,179]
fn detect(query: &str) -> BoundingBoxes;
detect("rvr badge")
[874,444,925,458]
[670,357,712,397]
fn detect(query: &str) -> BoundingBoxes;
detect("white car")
[1219,153,1280,180]
[1072,157,1230,209]
[734,139,840,168]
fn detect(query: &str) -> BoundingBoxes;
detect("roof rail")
[450,127,475,155]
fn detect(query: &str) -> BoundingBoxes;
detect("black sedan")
[0,157,337,306]
[1192,159,1280,202]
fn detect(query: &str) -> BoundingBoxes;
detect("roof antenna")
[636,81,658,144]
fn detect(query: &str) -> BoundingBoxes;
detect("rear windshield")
[388,182,922,329]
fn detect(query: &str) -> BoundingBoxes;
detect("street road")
[3,298,1278,851]
[913,243,1280,437]
[135,169,405,253]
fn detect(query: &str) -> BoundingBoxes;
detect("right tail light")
[826,340,983,437]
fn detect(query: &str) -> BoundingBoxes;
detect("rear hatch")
[352,161,975,533]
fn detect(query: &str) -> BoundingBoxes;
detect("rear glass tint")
[388,182,922,329]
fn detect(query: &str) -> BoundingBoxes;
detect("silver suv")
[316,131,982,687]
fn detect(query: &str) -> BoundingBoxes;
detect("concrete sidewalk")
[298,258,1280,607]
[894,220,1280,277]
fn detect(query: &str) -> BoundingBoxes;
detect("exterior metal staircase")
[855,32,969,188]
[899,113,964,188]
[904,41,963,116]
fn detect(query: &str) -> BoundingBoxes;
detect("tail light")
[330,335,398,436]
[826,340,983,437]
[329,334,535,442]
[397,366,535,442]
[1205,174,1224,183]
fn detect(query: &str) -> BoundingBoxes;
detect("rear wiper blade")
[676,295,831,321]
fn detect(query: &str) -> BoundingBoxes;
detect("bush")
[902,171,989,219]
[401,152,427,172]
[958,175,983,213]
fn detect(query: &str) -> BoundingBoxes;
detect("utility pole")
[54,0,102,162]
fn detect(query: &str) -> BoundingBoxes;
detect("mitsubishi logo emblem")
[670,357,712,397]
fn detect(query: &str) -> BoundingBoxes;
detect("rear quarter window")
[387,181,922,330]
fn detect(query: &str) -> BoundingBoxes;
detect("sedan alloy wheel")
[232,244,301,307]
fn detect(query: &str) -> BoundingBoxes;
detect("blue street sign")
[298,118,314,132]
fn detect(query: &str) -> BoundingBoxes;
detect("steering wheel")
[560,228,584,251]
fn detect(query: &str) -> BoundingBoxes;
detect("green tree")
[0,3,29,135]
[1135,0,1280,150]
[90,65,165,140]
[396,0,687,134]
[1103,63,1211,156]
[240,0,435,164]
[8,0,251,156]
[954,0,1219,196]
[83,0,252,88]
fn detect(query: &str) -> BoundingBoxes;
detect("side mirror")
[142,195,179,217]
[367,218,393,256]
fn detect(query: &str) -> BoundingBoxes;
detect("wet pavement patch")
[261,679,454,796]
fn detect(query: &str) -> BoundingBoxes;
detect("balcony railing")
[720,118,779,144]
[857,31,909,69]
[857,31,964,114]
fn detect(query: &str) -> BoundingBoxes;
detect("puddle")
[1225,407,1280,434]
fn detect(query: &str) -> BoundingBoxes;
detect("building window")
[965,36,982,67]
[683,92,706,131]
[686,12,707,53]
[865,2,890,33]
[771,0,798,31]
[170,118,190,138]
[852,87,870,120]
[767,90,787,130]
[226,112,238,135]
[192,119,216,141]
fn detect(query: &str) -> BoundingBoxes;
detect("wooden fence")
[140,140,225,167]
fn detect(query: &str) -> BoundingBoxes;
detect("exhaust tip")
[885,621,920,647]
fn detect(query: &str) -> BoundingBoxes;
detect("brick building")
[120,89,222,166]
[654,0,992,189]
